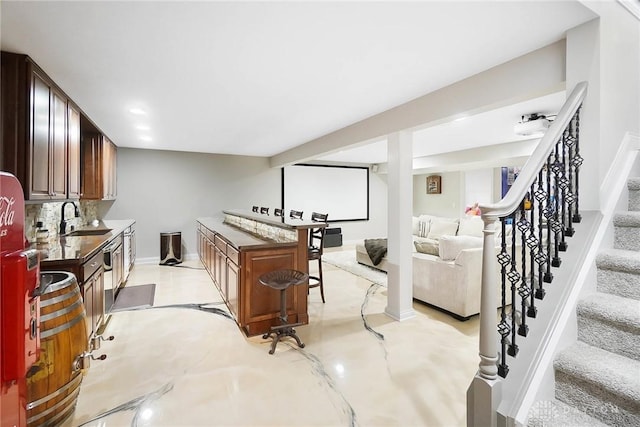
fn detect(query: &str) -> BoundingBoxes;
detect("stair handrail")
[468,81,588,426]
[480,81,588,219]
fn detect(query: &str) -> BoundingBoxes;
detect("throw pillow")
[412,216,420,235]
[427,219,459,240]
[458,216,484,237]
[414,240,439,256]
[438,235,483,261]
[418,220,430,237]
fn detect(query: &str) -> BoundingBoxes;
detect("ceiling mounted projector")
[514,113,550,136]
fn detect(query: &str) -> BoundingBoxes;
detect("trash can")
[324,228,343,248]
[160,232,182,265]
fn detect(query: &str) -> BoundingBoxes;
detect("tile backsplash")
[25,200,99,242]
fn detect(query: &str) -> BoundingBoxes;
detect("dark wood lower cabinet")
[41,249,104,341]
[197,221,306,336]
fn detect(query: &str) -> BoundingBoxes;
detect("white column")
[385,131,415,321]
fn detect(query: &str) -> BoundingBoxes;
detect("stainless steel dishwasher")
[103,237,122,313]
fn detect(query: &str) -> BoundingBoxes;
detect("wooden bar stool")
[308,212,328,303]
[274,208,284,217]
[252,206,259,213]
[289,209,303,220]
[258,269,309,354]
[260,207,269,215]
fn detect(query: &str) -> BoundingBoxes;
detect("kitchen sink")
[64,228,112,236]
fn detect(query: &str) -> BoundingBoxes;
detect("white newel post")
[385,131,415,321]
[467,214,502,426]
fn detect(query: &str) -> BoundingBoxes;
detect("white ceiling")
[317,90,566,165]
[0,1,596,164]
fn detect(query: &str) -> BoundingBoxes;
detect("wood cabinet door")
[83,278,95,339]
[94,269,104,328]
[227,260,239,317]
[29,71,51,200]
[50,88,67,199]
[240,248,298,328]
[81,133,102,199]
[102,137,117,200]
[67,104,81,199]
[113,244,124,290]
[110,141,117,199]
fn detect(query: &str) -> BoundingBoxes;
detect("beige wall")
[101,148,387,259]
[413,171,462,217]
[101,148,281,260]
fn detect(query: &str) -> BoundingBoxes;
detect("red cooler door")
[1,249,40,382]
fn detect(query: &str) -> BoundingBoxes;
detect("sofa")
[356,214,513,320]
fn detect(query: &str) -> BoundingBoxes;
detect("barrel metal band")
[40,313,84,339]
[42,277,76,294]
[40,287,80,308]
[40,299,83,322]
[27,386,80,426]
[27,374,82,412]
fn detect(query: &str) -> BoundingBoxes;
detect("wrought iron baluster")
[544,154,554,282]
[571,107,583,223]
[558,133,569,251]
[551,145,563,267]
[516,208,530,337]
[534,170,547,301]
[508,212,519,357]
[497,217,511,378]
[565,117,576,237]
[527,181,538,317]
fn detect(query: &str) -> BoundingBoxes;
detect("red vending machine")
[0,172,40,427]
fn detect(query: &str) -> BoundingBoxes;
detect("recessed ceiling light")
[136,125,150,131]
[139,135,152,142]
[453,116,467,123]
[129,108,146,115]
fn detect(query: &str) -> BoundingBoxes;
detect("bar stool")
[308,212,328,303]
[274,208,284,217]
[258,269,309,354]
[260,207,269,215]
[289,210,303,220]
[252,206,259,213]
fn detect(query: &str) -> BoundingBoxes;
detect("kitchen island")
[197,210,326,337]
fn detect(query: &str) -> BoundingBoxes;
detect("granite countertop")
[197,217,298,250]
[32,219,135,264]
[223,209,327,230]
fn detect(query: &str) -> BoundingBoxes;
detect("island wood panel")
[295,228,310,274]
[239,247,305,337]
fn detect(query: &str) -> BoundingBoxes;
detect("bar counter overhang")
[196,210,327,337]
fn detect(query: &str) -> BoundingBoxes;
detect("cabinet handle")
[91,262,98,267]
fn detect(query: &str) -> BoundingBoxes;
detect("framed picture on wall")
[426,175,441,194]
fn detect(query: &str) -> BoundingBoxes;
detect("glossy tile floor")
[64,247,480,427]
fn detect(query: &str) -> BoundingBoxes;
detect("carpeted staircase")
[529,178,640,426]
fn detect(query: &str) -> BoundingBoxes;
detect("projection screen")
[282,164,369,222]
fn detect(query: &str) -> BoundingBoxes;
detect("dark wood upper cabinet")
[1,51,82,201]
[29,70,53,199]
[67,103,81,199]
[80,124,117,201]
[50,87,68,198]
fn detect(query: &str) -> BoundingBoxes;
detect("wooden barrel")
[26,271,88,427]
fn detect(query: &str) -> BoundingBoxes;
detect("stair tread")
[555,342,640,402]
[528,399,609,426]
[613,211,640,226]
[596,248,640,273]
[578,292,640,327]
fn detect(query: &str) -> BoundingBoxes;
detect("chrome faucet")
[60,201,80,235]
